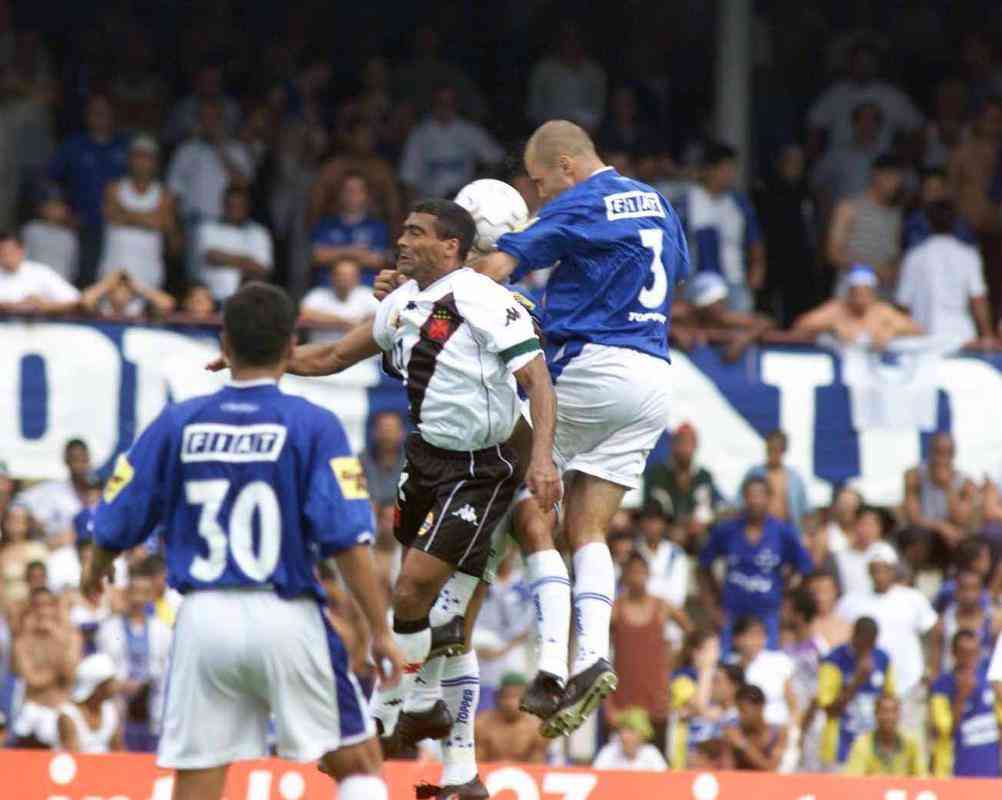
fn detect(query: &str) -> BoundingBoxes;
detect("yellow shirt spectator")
[844,730,927,777]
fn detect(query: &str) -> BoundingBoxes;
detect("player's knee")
[514,505,555,554]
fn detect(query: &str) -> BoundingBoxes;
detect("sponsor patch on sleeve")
[330,456,369,500]
[103,453,134,503]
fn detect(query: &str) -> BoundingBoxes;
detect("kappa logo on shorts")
[417,511,435,536]
[451,504,479,526]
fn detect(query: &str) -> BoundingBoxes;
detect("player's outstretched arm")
[332,546,404,687]
[472,250,518,284]
[286,321,382,377]
[513,354,561,511]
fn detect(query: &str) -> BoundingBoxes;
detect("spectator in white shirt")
[399,85,504,198]
[20,184,79,283]
[837,547,937,729]
[593,707,669,771]
[896,201,996,350]
[0,229,80,314]
[16,438,91,544]
[729,615,798,729]
[300,257,378,345]
[807,41,923,156]
[527,22,607,132]
[196,185,272,302]
[166,99,253,224]
[835,505,890,597]
[634,504,689,613]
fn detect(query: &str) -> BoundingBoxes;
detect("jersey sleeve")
[698,523,726,568]
[93,410,172,551]
[817,660,843,710]
[496,210,574,282]
[304,415,376,557]
[456,277,542,372]
[371,288,405,351]
[783,525,814,575]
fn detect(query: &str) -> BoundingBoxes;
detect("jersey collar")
[226,378,279,389]
[589,166,615,177]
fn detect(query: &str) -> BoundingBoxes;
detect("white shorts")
[548,343,671,490]
[157,589,374,770]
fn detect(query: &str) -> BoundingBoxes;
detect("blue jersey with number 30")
[93,380,375,600]
[496,167,688,363]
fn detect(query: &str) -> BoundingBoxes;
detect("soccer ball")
[454,179,529,255]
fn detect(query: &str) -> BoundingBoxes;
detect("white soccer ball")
[454,179,529,255]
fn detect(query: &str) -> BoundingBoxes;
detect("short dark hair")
[224,183,250,203]
[927,200,956,234]
[65,438,88,455]
[26,561,47,578]
[956,536,989,569]
[741,475,769,496]
[790,587,819,623]
[719,663,745,688]
[623,551,650,571]
[222,282,297,367]
[736,684,765,705]
[733,615,765,638]
[853,615,879,641]
[0,229,21,244]
[702,141,737,167]
[952,628,978,651]
[411,199,476,262]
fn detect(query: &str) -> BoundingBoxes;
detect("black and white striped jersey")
[372,267,541,451]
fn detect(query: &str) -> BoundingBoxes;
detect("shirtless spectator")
[671,272,775,361]
[807,570,851,652]
[12,587,82,747]
[792,265,922,350]
[949,96,1002,236]
[475,673,549,763]
[902,432,976,565]
[725,684,786,771]
[825,157,904,294]
[743,431,810,527]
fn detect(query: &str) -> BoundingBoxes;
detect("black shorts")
[395,433,518,578]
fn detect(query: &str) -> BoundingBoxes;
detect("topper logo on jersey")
[181,423,287,463]
[604,191,665,221]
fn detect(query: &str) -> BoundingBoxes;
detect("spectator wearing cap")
[902,431,976,569]
[56,652,123,752]
[608,552,688,755]
[593,707,669,771]
[643,422,723,551]
[20,184,79,283]
[684,142,765,313]
[837,547,937,732]
[817,616,895,770]
[834,505,892,597]
[473,672,548,764]
[99,134,177,291]
[47,93,128,286]
[825,155,904,296]
[844,695,926,777]
[16,439,92,545]
[0,229,80,315]
[896,201,996,350]
[726,683,786,771]
[743,430,810,528]
[670,272,775,361]
[699,476,813,654]
[792,264,922,350]
[195,184,272,303]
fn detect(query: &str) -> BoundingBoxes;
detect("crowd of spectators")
[7,0,1002,783]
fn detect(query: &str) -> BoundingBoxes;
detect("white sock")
[440,651,480,786]
[525,549,571,682]
[339,774,388,800]
[405,655,445,713]
[429,571,479,627]
[371,618,430,733]
[571,542,615,675]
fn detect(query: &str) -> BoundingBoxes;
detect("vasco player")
[82,283,403,800]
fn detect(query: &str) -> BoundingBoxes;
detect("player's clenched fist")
[526,457,562,512]
[373,268,407,300]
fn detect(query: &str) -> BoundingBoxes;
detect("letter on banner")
[760,351,835,508]
[667,348,764,501]
[0,323,119,478]
[936,358,1002,487]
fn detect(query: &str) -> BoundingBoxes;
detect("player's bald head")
[525,120,597,167]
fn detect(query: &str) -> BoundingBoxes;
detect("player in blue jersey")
[463,120,690,735]
[81,283,403,800]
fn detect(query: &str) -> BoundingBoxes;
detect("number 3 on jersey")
[186,479,281,582]
[638,228,667,309]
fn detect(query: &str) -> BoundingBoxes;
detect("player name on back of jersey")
[604,190,665,221]
[181,423,287,463]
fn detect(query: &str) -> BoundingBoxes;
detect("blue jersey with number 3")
[93,380,375,600]
[496,167,688,363]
